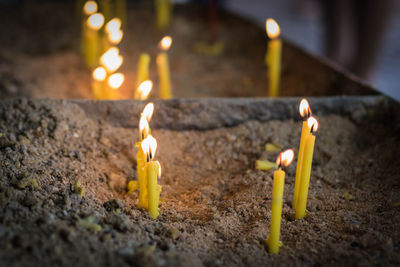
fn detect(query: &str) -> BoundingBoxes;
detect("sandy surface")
[0,98,399,266]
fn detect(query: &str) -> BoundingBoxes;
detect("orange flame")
[105,18,122,33]
[141,135,157,160]
[137,80,153,100]
[266,18,280,39]
[276,149,295,167]
[307,116,319,134]
[299,98,311,118]
[107,73,124,89]
[142,102,154,122]
[108,29,123,45]
[159,36,172,51]
[139,115,150,139]
[92,67,106,82]
[83,1,98,16]
[100,47,123,72]
[87,13,104,30]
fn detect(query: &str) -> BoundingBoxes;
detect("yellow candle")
[91,66,107,99]
[155,0,172,31]
[83,13,105,68]
[267,149,294,254]
[265,18,282,97]
[147,160,161,219]
[99,0,112,22]
[137,104,154,209]
[136,53,151,90]
[157,36,173,99]
[296,117,319,219]
[115,0,127,27]
[141,135,162,219]
[293,99,312,209]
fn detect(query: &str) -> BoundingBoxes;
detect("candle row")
[261,99,319,254]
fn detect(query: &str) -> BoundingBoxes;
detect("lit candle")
[157,36,173,99]
[83,13,105,68]
[107,73,124,99]
[136,53,151,91]
[267,149,294,254]
[293,99,312,209]
[91,66,107,99]
[295,117,319,219]
[265,18,282,97]
[155,0,172,31]
[134,80,153,100]
[137,103,154,209]
[141,135,162,219]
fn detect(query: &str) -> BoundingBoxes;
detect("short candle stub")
[299,98,312,120]
[307,116,319,136]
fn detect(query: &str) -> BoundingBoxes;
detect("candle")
[83,13,105,68]
[265,18,282,97]
[115,0,127,27]
[157,36,173,99]
[134,80,153,100]
[295,117,319,219]
[91,66,107,99]
[293,99,312,209]
[155,0,172,31]
[136,53,151,90]
[99,0,112,22]
[141,135,162,219]
[106,73,124,99]
[267,149,294,254]
[137,103,154,209]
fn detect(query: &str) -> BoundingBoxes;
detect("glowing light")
[92,67,107,82]
[307,116,319,134]
[266,18,280,39]
[156,161,161,178]
[108,29,123,45]
[83,1,98,16]
[142,102,154,122]
[100,47,123,72]
[276,149,295,167]
[159,36,172,51]
[107,73,124,89]
[299,98,311,118]
[136,80,153,100]
[139,115,150,138]
[141,135,157,160]
[87,13,105,30]
[106,18,122,33]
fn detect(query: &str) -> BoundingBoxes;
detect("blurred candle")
[116,0,127,27]
[83,13,105,68]
[99,0,112,22]
[83,1,98,16]
[267,149,294,254]
[265,18,282,97]
[293,99,312,209]
[296,117,319,219]
[155,0,172,31]
[91,66,107,99]
[136,53,151,91]
[157,36,173,99]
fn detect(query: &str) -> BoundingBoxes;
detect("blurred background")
[220,0,400,100]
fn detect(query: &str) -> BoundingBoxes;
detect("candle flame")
[141,134,157,160]
[108,29,123,45]
[137,80,153,100]
[107,73,124,89]
[83,1,98,16]
[266,18,280,39]
[299,98,311,118]
[159,36,172,51]
[276,149,295,167]
[87,13,104,30]
[307,116,319,134]
[142,102,154,122]
[100,47,123,72]
[92,67,106,82]
[139,115,150,138]
[106,18,122,33]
